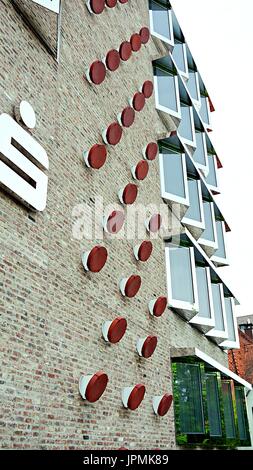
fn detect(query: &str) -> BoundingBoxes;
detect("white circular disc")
[19,101,36,129]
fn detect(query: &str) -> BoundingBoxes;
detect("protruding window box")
[165,243,199,321]
[177,103,196,149]
[220,297,240,350]
[186,69,201,109]
[211,220,228,267]
[159,146,190,219]
[172,41,188,79]
[182,178,205,240]
[189,266,215,334]
[199,95,212,131]
[206,283,229,345]
[198,201,218,257]
[149,0,174,46]
[205,154,219,193]
[153,59,181,128]
[192,131,208,177]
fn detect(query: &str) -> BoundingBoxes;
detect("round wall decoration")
[102,317,127,343]
[82,246,108,273]
[103,210,125,234]
[130,33,142,52]
[131,160,149,181]
[146,214,162,233]
[118,183,138,205]
[149,297,167,317]
[142,80,154,98]
[103,122,123,145]
[131,92,145,112]
[143,142,158,161]
[134,241,153,262]
[136,335,158,358]
[119,41,132,61]
[86,60,106,85]
[139,27,150,44]
[153,394,173,416]
[83,144,107,170]
[122,384,146,410]
[105,49,120,71]
[119,275,141,298]
[118,106,135,128]
[79,371,108,403]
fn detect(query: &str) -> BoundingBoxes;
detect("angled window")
[235,387,249,441]
[192,131,208,175]
[189,266,215,333]
[200,95,211,128]
[205,372,222,437]
[220,298,240,350]
[221,381,236,439]
[172,42,188,78]
[149,0,174,45]
[187,70,201,106]
[206,283,228,344]
[199,201,218,256]
[205,154,219,192]
[153,66,181,119]
[182,178,205,239]
[178,104,196,147]
[159,148,189,206]
[165,243,199,316]
[211,221,228,266]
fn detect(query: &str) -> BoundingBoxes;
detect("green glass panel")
[206,373,222,437]
[235,387,248,441]
[221,381,236,439]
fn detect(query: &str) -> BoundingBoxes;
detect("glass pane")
[205,155,218,188]
[175,363,205,434]
[172,43,187,73]
[161,152,186,198]
[222,381,236,439]
[151,1,172,41]
[224,298,236,342]
[201,202,215,242]
[193,132,206,166]
[178,106,194,142]
[169,246,194,304]
[156,68,178,112]
[206,373,222,437]
[200,96,210,125]
[211,284,225,331]
[187,71,199,101]
[235,387,248,441]
[184,179,201,222]
[195,267,211,319]
[214,221,226,259]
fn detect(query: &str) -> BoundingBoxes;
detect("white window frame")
[200,95,211,129]
[153,67,181,119]
[172,42,189,79]
[159,151,190,206]
[31,0,60,13]
[206,283,229,343]
[189,266,215,331]
[211,220,228,266]
[186,70,201,108]
[199,201,218,251]
[182,178,205,230]
[220,297,240,350]
[205,154,219,193]
[165,244,199,314]
[149,1,174,46]
[192,132,209,177]
[178,104,196,148]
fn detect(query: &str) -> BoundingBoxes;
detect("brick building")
[0,0,252,449]
[229,316,253,384]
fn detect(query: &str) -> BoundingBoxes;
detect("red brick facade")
[229,329,253,384]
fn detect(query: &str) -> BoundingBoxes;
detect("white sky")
[172,0,253,317]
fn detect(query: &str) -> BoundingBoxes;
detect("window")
[187,71,201,105]
[211,221,227,265]
[222,381,236,439]
[172,42,188,78]
[178,104,196,147]
[159,149,189,205]
[220,298,239,349]
[165,244,199,315]
[153,66,181,118]
[174,363,205,434]
[190,267,215,332]
[199,201,218,254]
[206,284,228,343]
[182,179,205,237]
[205,154,218,191]
[200,95,211,127]
[149,1,174,45]
[192,132,208,173]
[206,373,222,437]
[235,387,249,441]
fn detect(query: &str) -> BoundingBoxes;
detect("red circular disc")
[108,317,127,344]
[142,80,154,98]
[125,275,141,298]
[128,384,145,410]
[121,107,135,128]
[87,246,108,272]
[140,27,150,44]
[135,160,149,180]
[89,60,106,85]
[153,297,167,317]
[106,210,125,234]
[106,122,123,145]
[132,92,145,112]
[88,144,107,169]
[142,336,158,359]
[149,214,162,233]
[130,33,142,52]
[138,241,153,262]
[145,142,158,161]
[157,394,173,417]
[122,184,138,205]
[106,49,120,71]
[86,371,108,403]
[105,0,117,7]
[119,41,132,61]
[89,0,105,14]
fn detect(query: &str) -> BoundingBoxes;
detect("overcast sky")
[172,0,253,317]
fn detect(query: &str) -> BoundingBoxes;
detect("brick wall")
[0,0,229,449]
[229,329,253,384]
